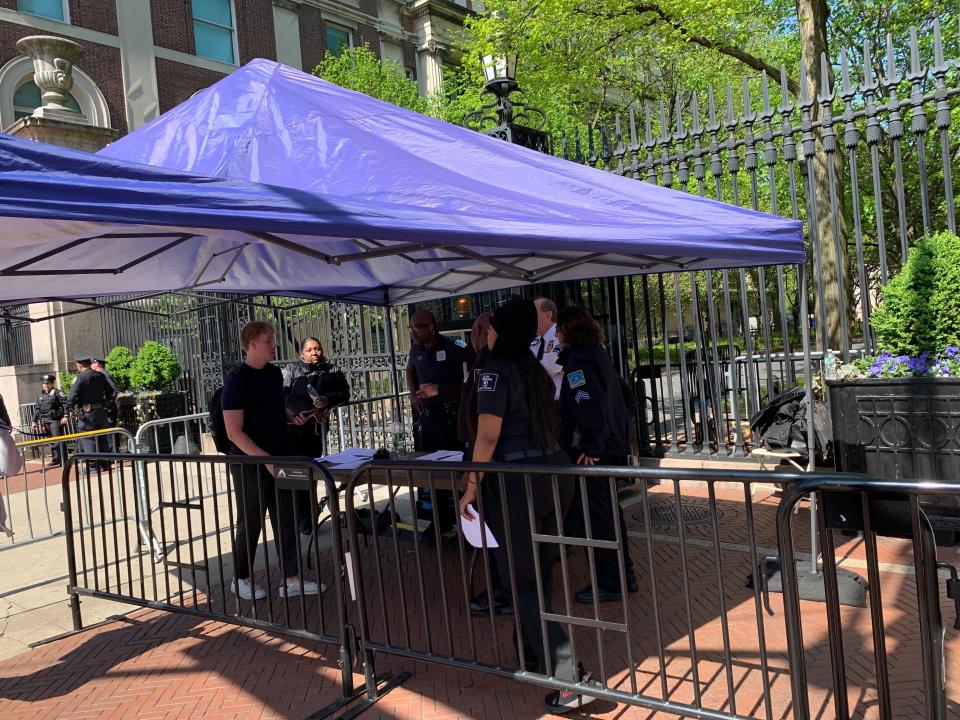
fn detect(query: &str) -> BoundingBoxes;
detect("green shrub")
[129,341,182,392]
[58,369,76,391]
[871,231,960,355]
[105,345,135,392]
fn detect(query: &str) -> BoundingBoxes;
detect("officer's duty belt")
[496,446,561,462]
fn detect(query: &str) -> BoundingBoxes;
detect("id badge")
[436,350,446,361]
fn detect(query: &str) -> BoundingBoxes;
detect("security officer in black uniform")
[556,305,637,604]
[68,353,116,465]
[458,297,596,714]
[32,374,68,466]
[405,309,474,539]
[406,309,474,451]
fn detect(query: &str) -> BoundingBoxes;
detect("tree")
[105,345,135,392]
[129,341,182,392]
[314,45,428,113]
[459,0,957,350]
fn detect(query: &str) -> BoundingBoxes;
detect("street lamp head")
[481,52,518,85]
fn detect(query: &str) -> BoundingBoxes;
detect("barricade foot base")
[305,672,411,720]
[761,559,868,608]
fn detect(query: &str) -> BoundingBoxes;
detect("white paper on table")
[317,447,375,464]
[459,504,498,548]
[417,450,464,462]
[326,459,370,471]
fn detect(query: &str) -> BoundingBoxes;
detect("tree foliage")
[313,45,430,114]
[870,232,960,356]
[105,345,136,392]
[130,341,182,393]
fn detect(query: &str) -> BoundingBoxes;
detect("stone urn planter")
[828,377,960,481]
[116,391,192,453]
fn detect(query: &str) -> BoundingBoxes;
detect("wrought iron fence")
[0,304,33,366]
[549,20,959,456]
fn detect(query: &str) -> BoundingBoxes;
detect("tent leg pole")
[798,262,818,575]
[383,295,403,447]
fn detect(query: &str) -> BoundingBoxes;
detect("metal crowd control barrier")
[1,428,134,550]
[778,476,957,720]
[342,461,828,719]
[60,452,389,717]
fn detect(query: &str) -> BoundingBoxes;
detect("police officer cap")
[42,373,55,383]
[92,357,106,365]
[74,352,92,363]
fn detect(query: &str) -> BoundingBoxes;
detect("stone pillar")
[416,39,444,97]
[115,0,161,130]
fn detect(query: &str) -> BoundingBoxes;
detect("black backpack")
[208,367,241,454]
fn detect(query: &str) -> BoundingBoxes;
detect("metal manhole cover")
[632,498,716,526]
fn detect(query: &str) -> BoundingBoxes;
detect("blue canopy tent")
[0,60,815,472]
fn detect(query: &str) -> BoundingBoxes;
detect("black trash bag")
[749,386,832,459]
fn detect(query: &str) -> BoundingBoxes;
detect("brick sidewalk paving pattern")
[0,483,957,719]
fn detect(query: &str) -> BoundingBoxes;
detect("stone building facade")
[0,0,472,135]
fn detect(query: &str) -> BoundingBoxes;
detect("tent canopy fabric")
[0,59,803,307]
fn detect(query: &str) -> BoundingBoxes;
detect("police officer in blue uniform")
[33,374,68,466]
[68,353,116,466]
[406,309,474,538]
[556,306,637,604]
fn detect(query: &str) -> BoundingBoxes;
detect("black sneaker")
[544,686,597,714]
[469,591,513,616]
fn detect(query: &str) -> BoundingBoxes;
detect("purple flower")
[946,346,959,358]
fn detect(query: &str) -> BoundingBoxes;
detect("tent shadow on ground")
[343,482,960,720]
[0,609,350,716]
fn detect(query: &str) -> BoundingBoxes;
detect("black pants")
[76,408,111,457]
[230,463,300,581]
[415,407,462,531]
[288,422,326,527]
[484,451,577,681]
[564,454,635,592]
[39,419,65,463]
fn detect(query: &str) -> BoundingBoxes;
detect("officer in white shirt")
[531,297,563,399]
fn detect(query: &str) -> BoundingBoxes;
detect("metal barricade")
[133,412,207,455]
[60,452,372,716]
[777,476,958,720]
[1,428,134,550]
[342,461,828,719]
[328,393,414,455]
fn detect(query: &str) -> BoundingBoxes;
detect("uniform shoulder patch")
[567,370,586,388]
[477,372,499,392]
[436,350,446,361]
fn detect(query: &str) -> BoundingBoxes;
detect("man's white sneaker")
[278,577,325,596]
[232,577,267,600]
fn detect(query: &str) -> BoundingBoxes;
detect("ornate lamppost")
[464,53,550,153]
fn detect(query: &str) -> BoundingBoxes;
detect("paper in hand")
[459,505,498,548]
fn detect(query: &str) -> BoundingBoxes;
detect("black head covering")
[490,297,538,357]
[42,374,55,384]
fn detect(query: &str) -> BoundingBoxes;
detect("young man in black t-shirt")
[222,321,323,600]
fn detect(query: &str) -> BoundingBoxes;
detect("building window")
[12,80,80,120]
[17,0,68,22]
[325,24,352,58]
[192,0,237,64]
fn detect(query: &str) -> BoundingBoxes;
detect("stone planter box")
[116,391,192,452]
[828,378,960,544]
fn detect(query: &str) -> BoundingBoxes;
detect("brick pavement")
[0,484,958,719]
